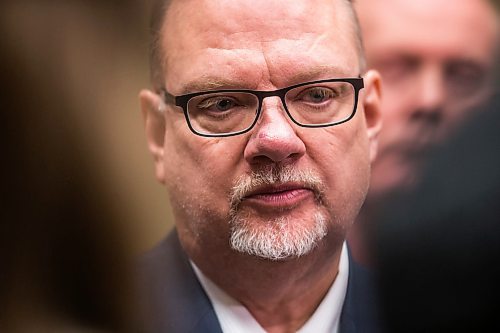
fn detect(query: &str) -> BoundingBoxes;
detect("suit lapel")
[139,231,223,333]
[339,249,380,333]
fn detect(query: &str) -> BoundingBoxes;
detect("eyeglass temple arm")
[161,88,176,105]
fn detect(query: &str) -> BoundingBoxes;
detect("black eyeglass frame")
[161,77,364,137]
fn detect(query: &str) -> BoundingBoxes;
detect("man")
[139,0,382,332]
[349,0,499,264]
[356,0,498,197]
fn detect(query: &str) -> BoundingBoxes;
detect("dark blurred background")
[1,0,174,252]
[1,0,173,330]
[375,91,500,332]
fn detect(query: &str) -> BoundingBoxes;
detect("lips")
[242,183,315,209]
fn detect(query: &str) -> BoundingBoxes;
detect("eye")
[299,87,338,104]
[446,61,486,95]
[376,56,420,85]
[197,96,239,112]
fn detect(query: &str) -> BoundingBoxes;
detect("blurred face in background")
[356,0,499,196]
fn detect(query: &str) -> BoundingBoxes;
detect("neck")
[187,234,343,333]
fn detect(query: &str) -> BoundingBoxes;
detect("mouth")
[400,127,441,155]
[383,139,435,161]
[241,183,315,210]
[401,141,437,161]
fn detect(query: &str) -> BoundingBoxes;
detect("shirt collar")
[191,242,349,333]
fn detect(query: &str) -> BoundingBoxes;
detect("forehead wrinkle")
[164,43,267,94]
[164,0,360,92]
[168,0,344,48]
[260,36,359,88]
[208,0,332,37]
[255,12,360,83]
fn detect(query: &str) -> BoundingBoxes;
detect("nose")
[244,97,306,165]
[413,66,447,118]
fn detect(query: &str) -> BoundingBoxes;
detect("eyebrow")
[179,65,355,95]
[286,65,353,85]
[179,78,252,95]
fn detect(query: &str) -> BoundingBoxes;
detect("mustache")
[229,164,325,209]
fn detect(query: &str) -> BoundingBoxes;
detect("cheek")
[380,90,408,124]
[378,91,414,144]
[162,129,244,217]
[308,123,371,219]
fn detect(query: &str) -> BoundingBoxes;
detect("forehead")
[161,0,359,93]
[359,0,498,63]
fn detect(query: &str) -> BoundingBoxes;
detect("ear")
[361,70,383,163]
[139,89,167,183]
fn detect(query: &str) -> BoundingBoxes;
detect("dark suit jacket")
[139,231,379,333]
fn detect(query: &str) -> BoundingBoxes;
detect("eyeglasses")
[161,77,364,137]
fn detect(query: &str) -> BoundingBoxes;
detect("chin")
[229,211,328,261]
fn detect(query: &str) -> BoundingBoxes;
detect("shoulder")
[137,231,222,333]
[139,230,188,278]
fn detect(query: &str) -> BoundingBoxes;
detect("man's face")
[357,0,498,196]
[142,0,381,260]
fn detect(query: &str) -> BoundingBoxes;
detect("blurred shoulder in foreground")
[0,19,138,333]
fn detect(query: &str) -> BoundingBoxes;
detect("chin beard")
[229,211,328,261]
[228,164,329,261]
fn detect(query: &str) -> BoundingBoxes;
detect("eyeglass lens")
[185,81,356,136]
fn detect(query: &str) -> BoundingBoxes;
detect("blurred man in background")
[350,0,499,264]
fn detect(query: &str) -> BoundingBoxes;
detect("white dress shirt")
[192,243,349,333]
